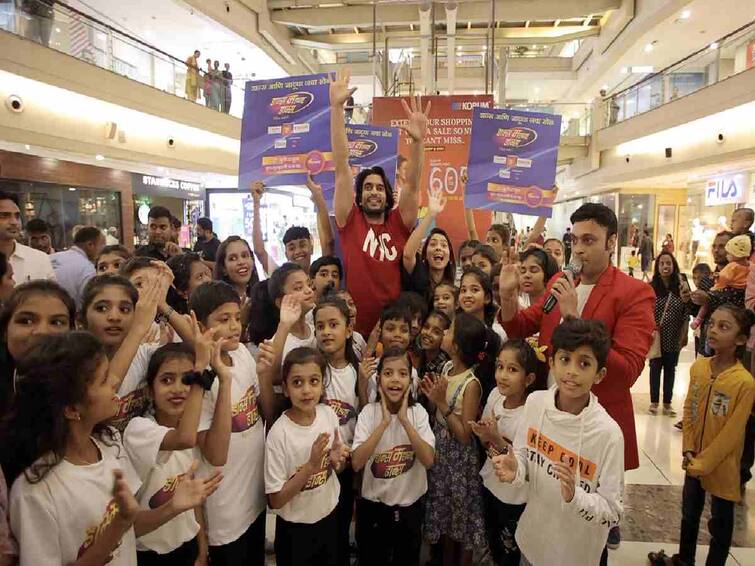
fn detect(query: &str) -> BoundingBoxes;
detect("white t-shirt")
[265,404,341,524]
[478,389,528,505]
[352,403,435,507]
[576,283,596,316]
[324,364,359,446]
[281,322,317,363]
[124,416,200,554]
[199,346,266,546]
[10,434,140,566]
[113,343,160,431]
[366,363,420,404]
[352,331,367,361]
[491,321,508,343]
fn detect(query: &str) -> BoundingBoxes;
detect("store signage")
[131,174,204,199]
[705,173,747,206]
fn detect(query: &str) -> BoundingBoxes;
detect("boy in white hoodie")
[493,317,624,566]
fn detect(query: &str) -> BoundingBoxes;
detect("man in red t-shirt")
[330,70,429,335]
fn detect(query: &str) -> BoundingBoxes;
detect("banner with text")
[319,124,399,208]
[466,107,561,217]
[371,95,494,250]
[238,73,332,190]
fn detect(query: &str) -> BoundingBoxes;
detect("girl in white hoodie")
[493,317,624,566]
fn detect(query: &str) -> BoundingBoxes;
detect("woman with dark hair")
[517,247,559,308]
[649,251,691,417]
[402,188,455,300]
[213,236,259,299]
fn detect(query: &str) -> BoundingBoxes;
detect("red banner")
[371,95,494,252]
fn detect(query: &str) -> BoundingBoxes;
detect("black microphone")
[543,260,582,314]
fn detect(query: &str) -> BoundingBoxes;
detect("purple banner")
[318,124,399,209]
[465,107,561,217]
[238,73,333,191]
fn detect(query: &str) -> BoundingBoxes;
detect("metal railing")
[600,20,755,128]
[0,0,247,117]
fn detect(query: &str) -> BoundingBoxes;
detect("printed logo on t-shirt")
[526,428,597,481]
[710,391,731,416]
[78,499,120,561]
[370,444,415,479]
[301,454,332,491]
[112,385,149,430]
[231,386,260,433]
[326,399,356,426]
[148,473,186,509]
[362,228,398,262]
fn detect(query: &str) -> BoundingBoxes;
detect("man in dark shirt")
[135,205,181,260]
[562,227,572,265]
[193,217,220,262]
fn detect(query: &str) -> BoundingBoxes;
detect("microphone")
[543,260,582,314]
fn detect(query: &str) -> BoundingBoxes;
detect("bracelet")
[182,369,217,391]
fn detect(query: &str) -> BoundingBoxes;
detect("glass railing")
[0,0,247,117]
[600,20,755,128]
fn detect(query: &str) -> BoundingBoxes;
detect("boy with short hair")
[494,317,624,566]
[309,255,343,299]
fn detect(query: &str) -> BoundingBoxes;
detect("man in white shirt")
[50,226,105,308]
[0,191,56,285]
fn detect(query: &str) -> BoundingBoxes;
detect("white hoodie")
[510,386,624,566]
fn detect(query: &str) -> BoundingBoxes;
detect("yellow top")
[436,366,480,426]
[683,356,755,501]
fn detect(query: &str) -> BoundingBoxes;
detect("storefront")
[131,174,205,248]
[0,149,131,249]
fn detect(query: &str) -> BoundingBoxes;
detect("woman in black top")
[649,251,692,417]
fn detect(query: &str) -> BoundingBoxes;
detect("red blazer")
[501,265,655,470]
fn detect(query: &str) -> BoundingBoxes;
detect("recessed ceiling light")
[680,9,691,19]
[24,144,30,150]
[709,42,719,50]
[644,43,654,53]
[95,154,105,161]
[601,84,609,90]
[69,187,77,192]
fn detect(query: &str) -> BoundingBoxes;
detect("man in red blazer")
[499,203,655,473]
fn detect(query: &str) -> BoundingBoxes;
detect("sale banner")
[372,95,494,251]
[238,73,332,190]
[318,124,399,209]
[465,107,561,217]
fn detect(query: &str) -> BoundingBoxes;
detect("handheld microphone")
[543,260,582,314]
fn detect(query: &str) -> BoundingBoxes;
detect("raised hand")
[329,428,349,469]
[399,95,431,143]
[158,321,174,346]
[426,186,447,217]
[279,294,302,326]
[329,68,357,108]
[309,432,330,470]
[134,276,164,331]
[112,469,140,523]
[359,356,378,381]
[421,374,448,406]
[250,180,265,201]
[305,174,324,201]
[256,339,276,379]
[492,449,518,483]
[171,461,223,512]
[498,263,520,297]
[397,387,410,424]
[380,393,391,425]
[191,311,216,370]
[552,462,576,503]
[209,339,232,383]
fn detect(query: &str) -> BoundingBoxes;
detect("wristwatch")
[182,369,217,390]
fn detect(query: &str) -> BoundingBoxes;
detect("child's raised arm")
[269,295,302,384]
[196,341,233,466]
[402,188,447,276]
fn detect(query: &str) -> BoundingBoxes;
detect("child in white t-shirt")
[313,294,363,565]
[352,348,435,566]
[335,289,367,360]
[493,318,624,566]
[470,339,548,566]
[190,281,275,565]
[265,347,349,566]
[6,332,218,566]
[124,325,226,564]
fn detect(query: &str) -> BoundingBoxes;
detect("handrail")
[609,19,755,98]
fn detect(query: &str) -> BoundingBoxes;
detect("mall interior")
[1,0,754,564]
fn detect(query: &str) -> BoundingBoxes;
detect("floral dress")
[424,365,487,552]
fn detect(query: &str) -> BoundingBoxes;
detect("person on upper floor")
[24,217,55,255]
[0,191,55,285]
[497,202,655,473]
[251,174,333,277]
[135,206,182,261]
[330,69,429,336]
[193,216,221,263]
[50,226,106,309]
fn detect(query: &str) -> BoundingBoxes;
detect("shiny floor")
[264,343,754,565]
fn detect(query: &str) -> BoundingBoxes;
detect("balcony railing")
[0,0,247,117]
[600,20,755,128]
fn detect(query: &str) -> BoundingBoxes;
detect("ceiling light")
[680,10,691,19]
[24,144,30,150]
[95,154,105,161]
[620,66,628,74]
[709,42,719,50]
[631,65,654,73]
[55,27,60,33]
[644,43,654,53]
[534,86,541,93]
[601,84,609,91]
[68,187,76,191]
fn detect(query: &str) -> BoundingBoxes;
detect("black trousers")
[137,536,199,566]
[208,509,266,566]
[742,415,755,485]
[649,350,680,405]
[335,467,354,566]
[356,497,424,566]
[275,507,339,566]
[482,489,525,566]
[678,475,734,566]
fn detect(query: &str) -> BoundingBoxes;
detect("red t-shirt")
[338,204,411,336]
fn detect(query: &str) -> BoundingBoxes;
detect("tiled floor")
[263,342,753,565]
